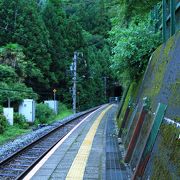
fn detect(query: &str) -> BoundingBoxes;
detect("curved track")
[0,107,99,180]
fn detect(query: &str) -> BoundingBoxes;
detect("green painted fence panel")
[144,103,167,155]
[133,103,167,179]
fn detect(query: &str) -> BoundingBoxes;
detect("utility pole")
[103,76,107,101]
[72,52,78,114]
[8,98,11,108]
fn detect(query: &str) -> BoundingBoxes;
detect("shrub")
[36,103,55,124]
[0,114,8,134]
[14,113,29,129]
[110,16,161,86]
[58,102,68,114]
[0,105,3,114]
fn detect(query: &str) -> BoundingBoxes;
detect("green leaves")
[0,65,17,82]
[0,43,27,80]
[14,113,29,129]
[0,43,38,103]
[110,17,161,85]
[0,0,52,90]
[35,103,55,124]
[0,114,8,134]
[119,0,161,19]
[0,0,115,110]
[0,82,38,103]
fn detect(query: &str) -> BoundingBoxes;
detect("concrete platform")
[24,105,130,180]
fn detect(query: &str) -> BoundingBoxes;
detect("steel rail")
[0,106,100,180]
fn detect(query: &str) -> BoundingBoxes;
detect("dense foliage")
[109,1,162,87]
[0,0,115,110]
[0,105,8,134]
[0,114,8,134]
[118,0,161,22]
[0,44,37,103]
[14,113,29,129]
[110,17,161,86]
[35,103,55,124]
[0,0,162,110]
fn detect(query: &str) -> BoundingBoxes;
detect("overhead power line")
[0,87,52,95]
[0,87,34,93]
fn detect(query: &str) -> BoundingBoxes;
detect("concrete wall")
[121,31,180,179]
[137,31,180,179]
[137,31,180,121]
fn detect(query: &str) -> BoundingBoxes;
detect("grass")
[0,103,72,145]
[117,82,140,128]
[47,103,73,124]
[0,125,30,145]
[151,124,180,179]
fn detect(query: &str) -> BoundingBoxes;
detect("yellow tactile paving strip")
[66,105,113,180]
[23,108,103,180]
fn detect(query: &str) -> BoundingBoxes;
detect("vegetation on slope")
[0,0,115,110]
[117,32,180,179]
[0,103,72,144]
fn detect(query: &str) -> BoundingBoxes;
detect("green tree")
[109,2,162,86]
[42,0,68,88]
[0,44,37,103]
[0,0,117,110]
[0,0,51,93]
[43,1,86,103]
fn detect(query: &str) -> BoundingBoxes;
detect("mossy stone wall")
[137,31,180,179]
[137,31,180,121]
[117,31,180,179]
[143,123,180,179]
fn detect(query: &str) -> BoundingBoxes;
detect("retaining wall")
[120,31,180,179]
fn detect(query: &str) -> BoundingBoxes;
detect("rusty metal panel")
[133,103,167,179]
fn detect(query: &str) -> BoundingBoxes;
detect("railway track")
[0,107,99,180]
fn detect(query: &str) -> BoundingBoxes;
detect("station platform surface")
[25,104,130,180]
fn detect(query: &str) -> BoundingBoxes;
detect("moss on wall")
[141,31,180,179]
[118,31,180,178]
[143,35,175,105]
[116,30,180,179]
[117,80,142,128]
[174,117,180,123]
[169,78,180,108]
[117,83,134,128]
[152,156,173,180]
[151,124,180,179]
